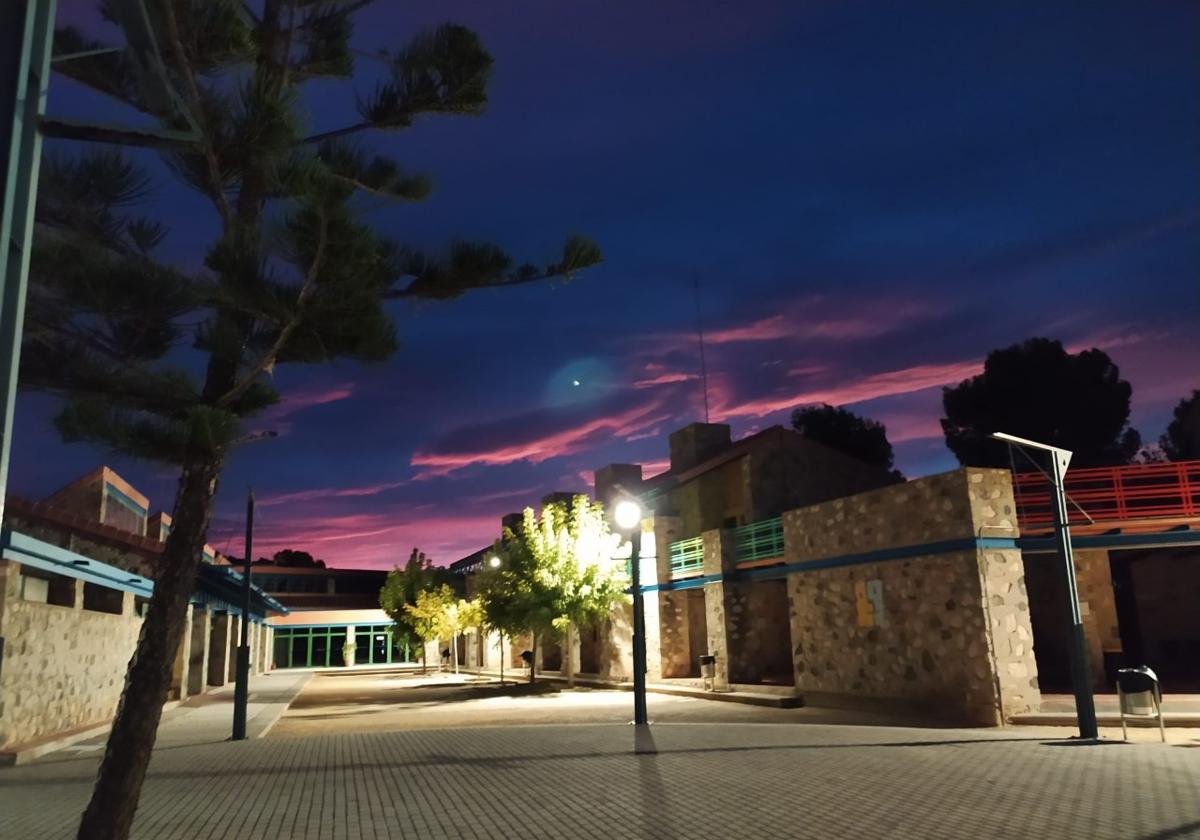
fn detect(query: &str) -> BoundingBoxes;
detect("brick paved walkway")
[2,722,1197,839]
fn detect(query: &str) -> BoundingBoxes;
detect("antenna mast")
[694,276,710,423]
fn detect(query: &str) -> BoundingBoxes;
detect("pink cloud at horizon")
[213,508,508,569]
[712,358,987,421]
[258,479,408,507]
[410,394,680,476]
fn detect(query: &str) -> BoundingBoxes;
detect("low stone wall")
[782,468,1039,724]
[0,561,143,749]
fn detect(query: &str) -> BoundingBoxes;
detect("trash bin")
[1116,666,1165,742]
[699,654,717,692]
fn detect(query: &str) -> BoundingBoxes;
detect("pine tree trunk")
[76,455,223,840]
[452,633,459,674]
[498,631,505,686]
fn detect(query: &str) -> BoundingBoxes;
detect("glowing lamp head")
[613,499,642,531]
[488,555,502,569]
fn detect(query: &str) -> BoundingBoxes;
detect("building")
[254,564,409,669]
[454,419,1200,724]
[0,467,285,760]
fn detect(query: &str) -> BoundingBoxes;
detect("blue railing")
[734,517,784,564]
[668,536,704,575]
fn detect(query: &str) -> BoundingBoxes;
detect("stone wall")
[726,579,792,685]
[6,512,157,578]
[743,435,899,524]
[782,468,1039,724]
[1076,549,1120,684]
[1129,548,1200,680]
[0,560,143,749]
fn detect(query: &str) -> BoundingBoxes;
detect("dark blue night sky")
[17,1,1199,567]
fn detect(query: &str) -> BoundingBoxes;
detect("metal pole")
[232,489,253,740]
[630,526,648,725]
[1049,450,1098,739]
[0,0,57,526]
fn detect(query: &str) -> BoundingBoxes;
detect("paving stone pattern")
[2,722,1198,839]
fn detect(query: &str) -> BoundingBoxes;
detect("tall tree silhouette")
[29,5,600,837]
[941,338,1140,467]
[1160,389,1200,461]
[792,403,903,479]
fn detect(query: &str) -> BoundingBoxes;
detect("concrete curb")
[249,672,314,740]
[460,668,803,708]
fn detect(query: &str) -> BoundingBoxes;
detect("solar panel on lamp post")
[992,431,1098,739]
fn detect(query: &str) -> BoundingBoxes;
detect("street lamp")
[488,555,502,569]
[614,498,648,726]
[993,431,1098,739]
[232,429,278,741]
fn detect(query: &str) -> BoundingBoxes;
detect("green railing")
[668,536,704,575]
[734,517,784,564]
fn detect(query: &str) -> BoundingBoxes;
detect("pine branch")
[217,208,329,407]
[162,1,232,224]
[388,236,603,300]
[39,117,198,149]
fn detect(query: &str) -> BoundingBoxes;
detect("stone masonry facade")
[0,560,143,748]
[781,468,1039,724]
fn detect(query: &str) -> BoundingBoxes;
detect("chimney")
[593,463,643,510]
[668,422,731,472]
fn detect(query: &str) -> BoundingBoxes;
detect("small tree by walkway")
[478,497,624,686]
[404,585,456,673]
[380,549,454,663]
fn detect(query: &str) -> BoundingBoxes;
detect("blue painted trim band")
[631,535,1021,594]
[1018,529,1200,554]
[1,527,154,596]
[105,482,148,517]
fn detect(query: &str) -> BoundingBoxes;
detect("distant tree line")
[791,337,1197,471]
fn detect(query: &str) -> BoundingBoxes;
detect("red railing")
[1013,460,1200,528]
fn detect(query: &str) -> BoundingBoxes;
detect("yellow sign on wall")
[855,579,886,627]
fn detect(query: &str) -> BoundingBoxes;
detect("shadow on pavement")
[0,733,1067,787]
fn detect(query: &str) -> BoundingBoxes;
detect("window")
[82,582,124,614]
[20,574,49,603]
[270,624,411,668]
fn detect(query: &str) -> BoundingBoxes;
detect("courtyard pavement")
[2,719,1198,839]
[3,671,1198,839]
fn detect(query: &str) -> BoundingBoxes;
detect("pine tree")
[30,5,600,838]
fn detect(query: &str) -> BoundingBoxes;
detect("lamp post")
[232,488,254,741]
[614,499,647,726]
[993,431,1098,739]
[487,555,503,684]
[231,430,277,740]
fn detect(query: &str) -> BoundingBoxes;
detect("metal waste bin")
[699,654,716,691]
[1116,666,1165,742]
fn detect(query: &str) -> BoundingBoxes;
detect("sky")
[16,1,1199,569]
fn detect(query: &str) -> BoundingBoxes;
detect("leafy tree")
[380,548,450,661]
[792,403,903,479]
[478,496,624,686]
[404,584,456,673]
[477,530,557,684]
[29,6,599,837]
[941,338,1141,468]
[1161,389,1200,462]
[440,597,485,673]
